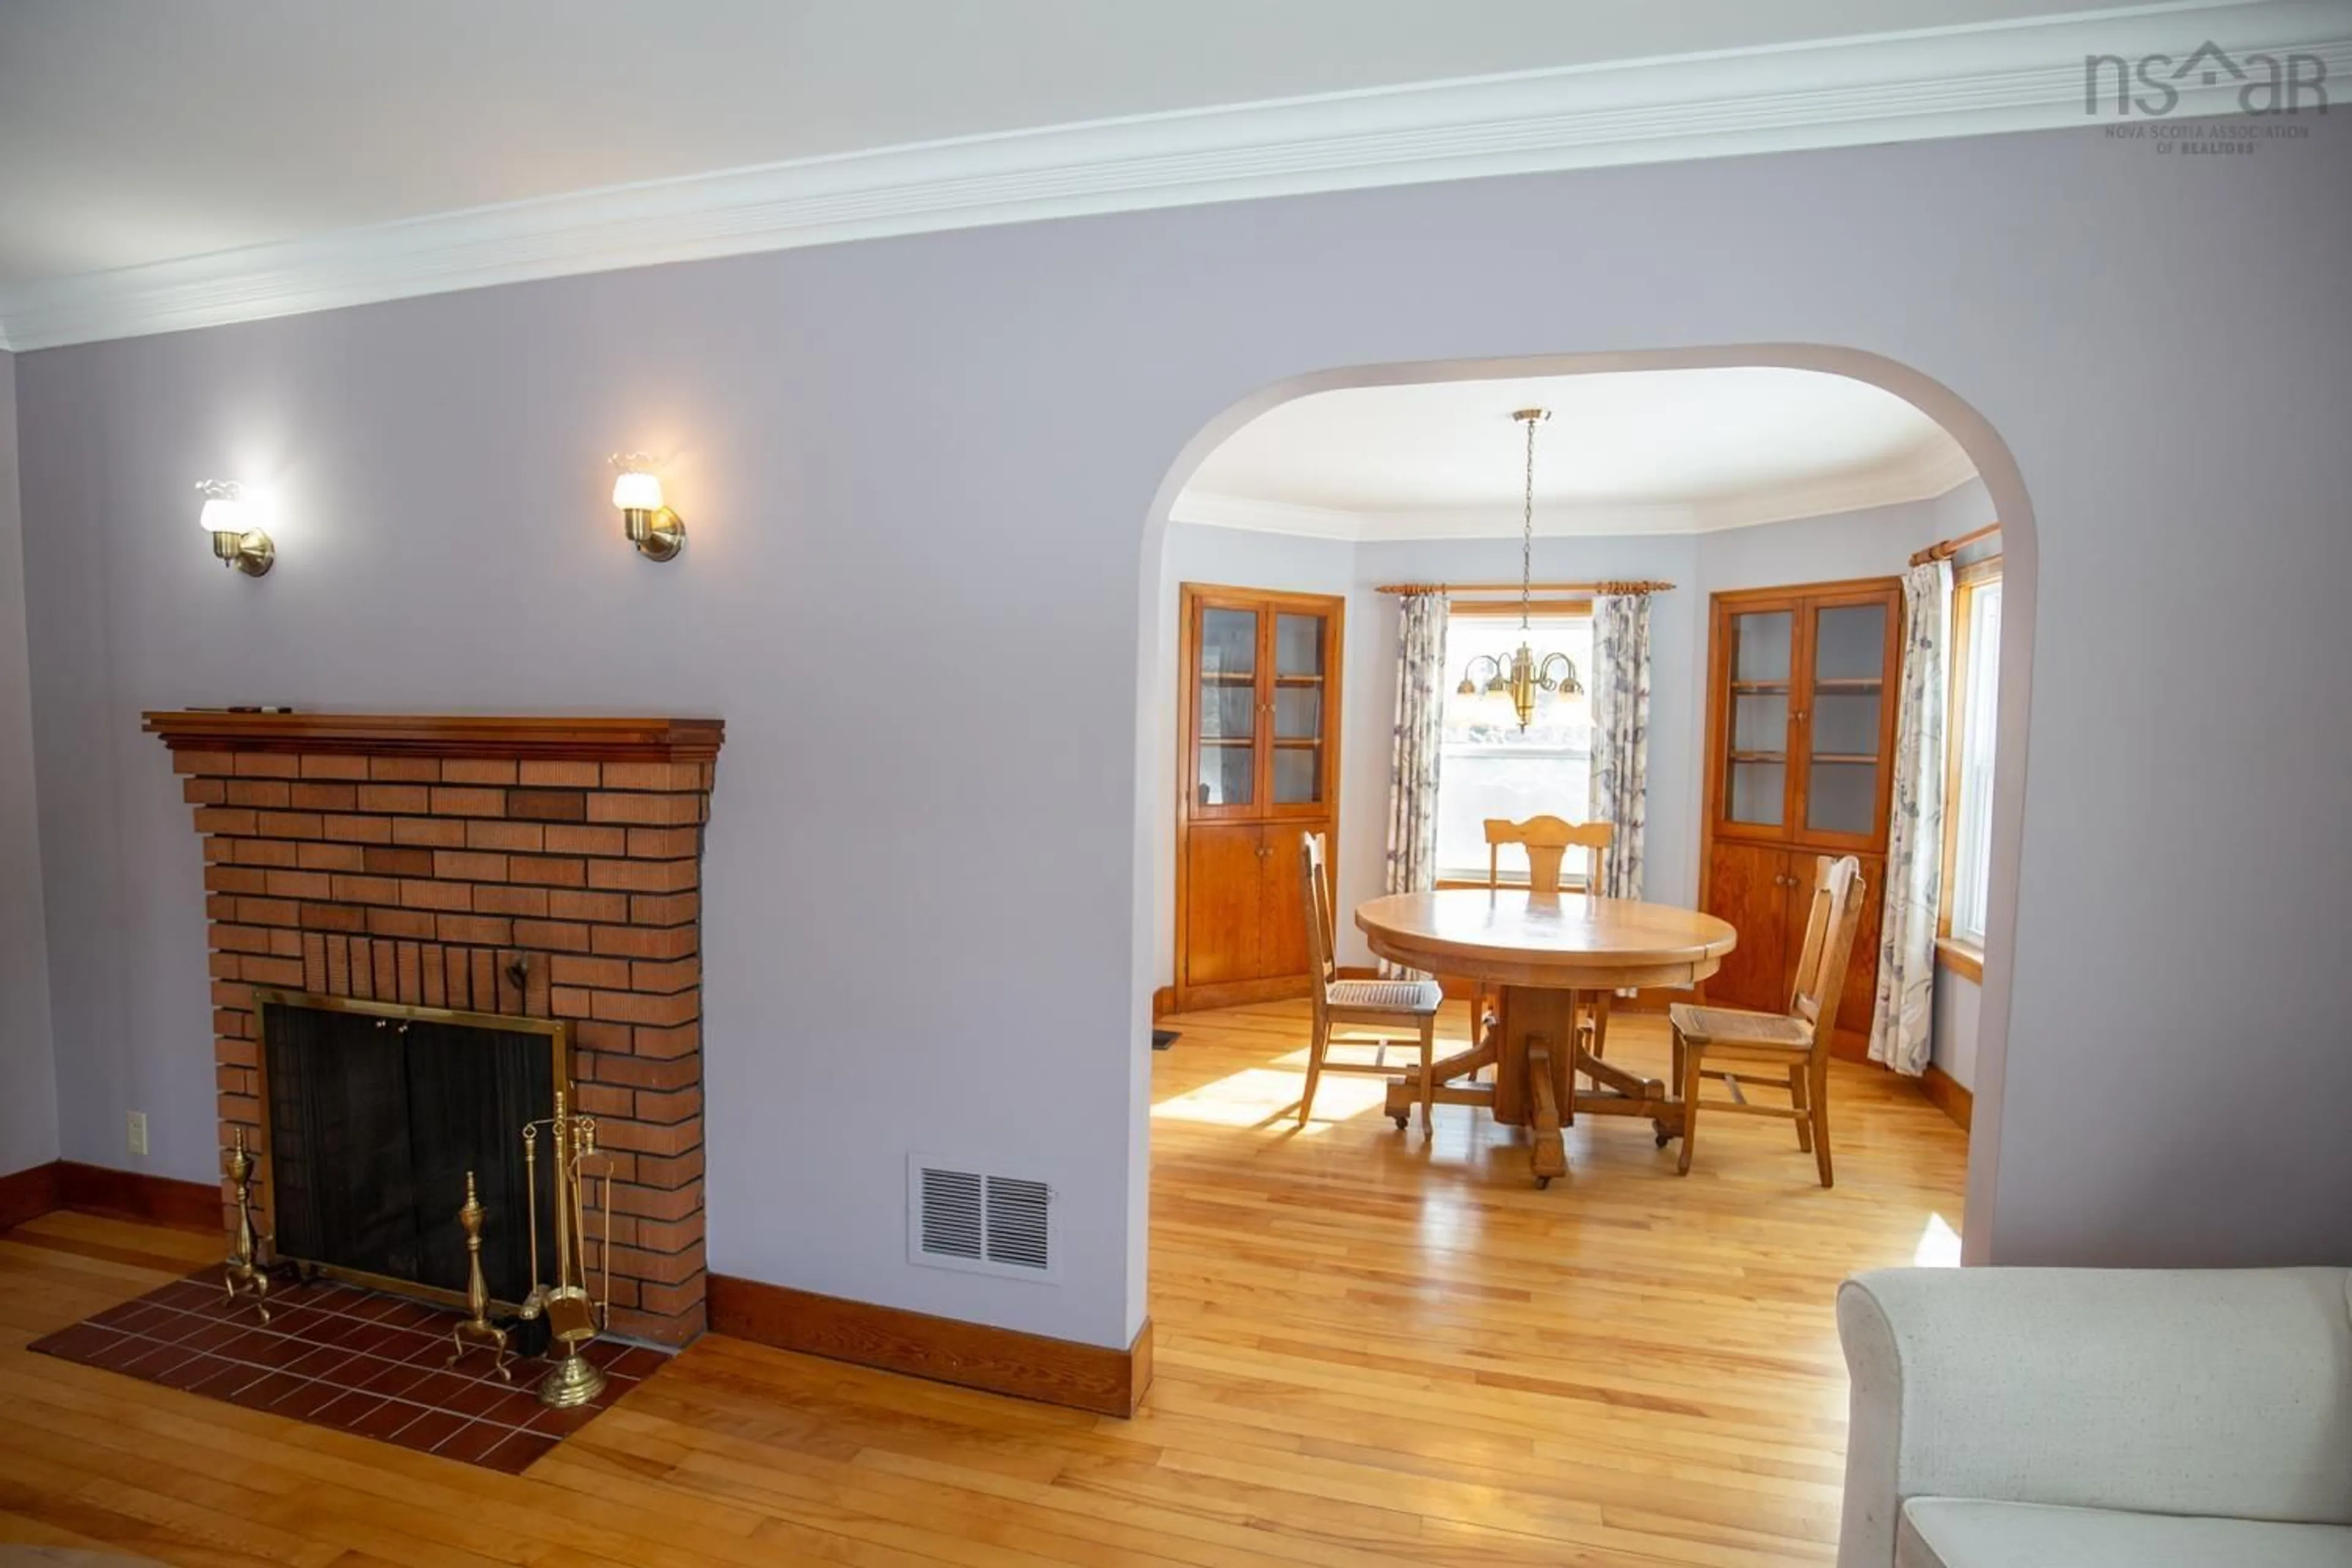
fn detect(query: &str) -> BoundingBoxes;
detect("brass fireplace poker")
[221,1128,271,1321]
[447,1172,513,1380]
[519,1088,613,1409]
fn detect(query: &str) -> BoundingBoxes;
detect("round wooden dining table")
[1355,889,1738,1186]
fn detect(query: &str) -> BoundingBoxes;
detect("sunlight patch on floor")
[1148,1060,1392,1131]
[1913,1212,1964,1267]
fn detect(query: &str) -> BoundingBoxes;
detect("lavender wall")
[0,349,60,1177]
[16,117,2351,1349]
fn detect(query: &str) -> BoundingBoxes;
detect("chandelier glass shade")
[1455,408,1583,729]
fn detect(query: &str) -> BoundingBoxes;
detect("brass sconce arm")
[619,503,686,562]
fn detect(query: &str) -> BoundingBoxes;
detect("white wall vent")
[908,1155,1060,1283]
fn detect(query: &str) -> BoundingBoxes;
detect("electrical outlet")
[126,1110,148,1157]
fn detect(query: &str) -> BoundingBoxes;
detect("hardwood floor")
[0,1000,1966,1567]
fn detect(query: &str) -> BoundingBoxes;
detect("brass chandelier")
[1457,407,1583,729]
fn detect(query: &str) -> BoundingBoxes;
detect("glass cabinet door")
[1722,608,1793,831]
[1269,610,1330,809]
[1800,598,1892,840]
[1193,604,1259,812]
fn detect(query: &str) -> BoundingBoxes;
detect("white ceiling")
[1175,369,1977,538]
[4,2,2335,349]
[0,0,2207,289]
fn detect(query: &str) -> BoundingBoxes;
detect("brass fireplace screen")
[250,989,570,1313]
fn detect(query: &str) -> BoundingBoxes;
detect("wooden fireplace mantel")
[143,711,725,763]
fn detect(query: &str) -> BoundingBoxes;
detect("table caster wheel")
[1652,1119,1675,1148]
[1393,1114,1409,1129]
[1536,1176,1551,1189]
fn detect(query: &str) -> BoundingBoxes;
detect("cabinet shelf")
[1200,671,1258,684]
[1811,754,1879,766]
[1730,680,1791,694]
[1728,750,1787,764]
[1811,677,1883,692]
[1272,738,1324,748]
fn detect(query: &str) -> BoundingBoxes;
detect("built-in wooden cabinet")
[1700,580,1901,1055]
[1175,584,1343,1010]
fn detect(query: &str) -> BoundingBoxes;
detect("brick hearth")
[146,713,723,1345]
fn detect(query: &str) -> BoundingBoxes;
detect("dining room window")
[1434,609,1594,884]
[1941,562,2002,957]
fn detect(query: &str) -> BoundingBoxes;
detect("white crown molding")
[1172,432,1980,541]
[3,2,2343,350]
[1348,500,1710,540]
[1165,494,1366,540]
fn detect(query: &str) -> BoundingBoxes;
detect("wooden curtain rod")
[1909,522,2001,568]
[1374,579,1676,597]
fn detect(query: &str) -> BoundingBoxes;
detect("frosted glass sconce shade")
[610,470,664,511]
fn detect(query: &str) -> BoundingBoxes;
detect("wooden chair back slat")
[1299,832,1338,1011]
[1483,815,1613,896]
[1790,854,1863,1031]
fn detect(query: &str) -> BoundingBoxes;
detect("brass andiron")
[222,1128,271,1322]
[447,1171,512,1380]
[519,1089,613,1409]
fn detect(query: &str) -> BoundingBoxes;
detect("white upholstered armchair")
[1836,1266,2352,1567]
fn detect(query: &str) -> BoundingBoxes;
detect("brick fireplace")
[146,712,723,1346]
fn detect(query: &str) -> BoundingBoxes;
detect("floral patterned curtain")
[1381,592,1449,978]
[1588,592,1651,900]
[1869,560,1951,1077]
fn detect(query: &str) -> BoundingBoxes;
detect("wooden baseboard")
[0,1161,64,1232]
[62,1162,224,1232]
[1173,975,1311,1012]
[1919,1065,1973,1131]
[1150,986,1175,1020]
[0,1160,222,1236]
[707,1275,1152,1417]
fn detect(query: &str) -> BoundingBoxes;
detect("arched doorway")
[1134,343,2035,1267]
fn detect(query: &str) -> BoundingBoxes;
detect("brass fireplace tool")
[447,1172,513,1380]
[519,1089,613,1408]
[222,1128,271,1322]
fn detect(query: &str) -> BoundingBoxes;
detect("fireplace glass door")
[258,992,564,1308]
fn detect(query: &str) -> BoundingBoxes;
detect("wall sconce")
[609,454,685,562]
[194,480,276,576]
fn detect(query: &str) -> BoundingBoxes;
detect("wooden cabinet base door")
[1182,824,1265,993]
[1254,826,1312,984]
[1179,820,1332,1009]
[1703,841,1789,1015]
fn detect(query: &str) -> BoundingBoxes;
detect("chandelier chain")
[1520,412,1535,631]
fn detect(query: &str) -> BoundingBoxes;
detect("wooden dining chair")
[1484,815,1613,899]
[1666,853,1866,1186]
[1298,832,1440,1135]
[1479,816,1615,1056]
